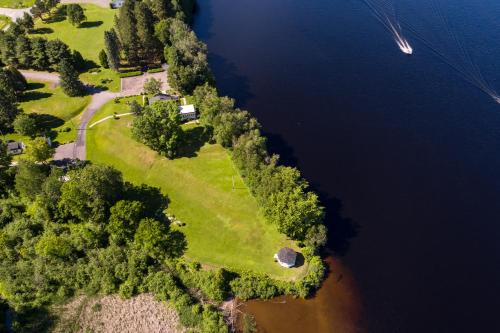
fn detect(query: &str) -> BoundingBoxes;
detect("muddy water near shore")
[241,258,363,333]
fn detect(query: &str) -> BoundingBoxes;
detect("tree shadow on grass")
[32,113,65,131]
[80,20,103,28]
[21,90,52,101]
[177,126,211,158]
[124,183,170,218]
[26,82,45,90]
[30,27,54,34]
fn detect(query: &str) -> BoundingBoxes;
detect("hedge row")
[119,71,143,78]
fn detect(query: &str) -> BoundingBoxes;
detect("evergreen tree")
[4,66,28,93]
[115,0,139,64]
[72,50,85,71]
[15,35,32,68]
[58,58,84,97]
[0,140,12,193]
[135,2,161,62]
[46,39,71,69]
[0,95,18,131]
[30,37,49,70]
[16,12,34,33]
[104,29,120,71]
[147,0,173,20]
[0,32,17,66]
[0,68,19,130]
[98,49,109,68]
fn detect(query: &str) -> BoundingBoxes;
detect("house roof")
[149,94,179,105]
[179,104,196,114]
[276,247,296,265]
[7,141,22,151]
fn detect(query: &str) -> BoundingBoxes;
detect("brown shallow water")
[241,257,363,333]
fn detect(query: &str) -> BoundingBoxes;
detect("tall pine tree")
[0,69,19,131]
[115,0,139,64]
[135,2,161,63]
[58,58,84,97]
[104,29,120,71]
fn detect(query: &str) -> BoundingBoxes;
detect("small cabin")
[6,141,25,155]
[274,247,297,268]
[179,104,197,121]
[149,93,179,105]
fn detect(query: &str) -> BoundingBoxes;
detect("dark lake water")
[193,0,500,332]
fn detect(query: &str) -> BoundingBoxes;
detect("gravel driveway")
[0,7,31,21]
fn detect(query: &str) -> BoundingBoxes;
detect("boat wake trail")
[398,0,499,103]
[362,0,413,55]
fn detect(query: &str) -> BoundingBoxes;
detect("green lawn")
[0,15,10,30]
[30,5,120,92]
[20,80,90,121]
[18,80,90,144]
[87,99,307,280]
[0,0,33,8]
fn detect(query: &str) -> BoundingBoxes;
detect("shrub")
[119,71,142,78]
[229,273,278,300]
[147,68,164,73]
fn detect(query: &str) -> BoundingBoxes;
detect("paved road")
[73,91,119,160]
[0,7,30,21]
[20,70,60,85]
[19,68,169,161]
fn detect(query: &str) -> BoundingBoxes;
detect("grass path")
[86,99,307,280]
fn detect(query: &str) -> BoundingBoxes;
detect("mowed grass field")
[19,80,90,143]
[31,5,120,91]
[0,0,33,8]
[20,80,90,121]
[87,99,307,280]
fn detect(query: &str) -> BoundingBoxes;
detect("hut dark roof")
[277,247,296,265]
[7,141,22,151]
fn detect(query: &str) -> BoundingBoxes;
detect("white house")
[111,0,124,8]
[274,247,297,268]
[179,104,197,121]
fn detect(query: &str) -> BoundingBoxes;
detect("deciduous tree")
[25,137,54,162]
[15,160,47,199]
[13,113,37,138]
[132,101,183,159]
[143,77,162,95]
[58,164,124,222]
[66,4,86,27]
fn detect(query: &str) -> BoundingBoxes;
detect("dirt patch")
[53,294,186,333]
[121,71,170,96]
